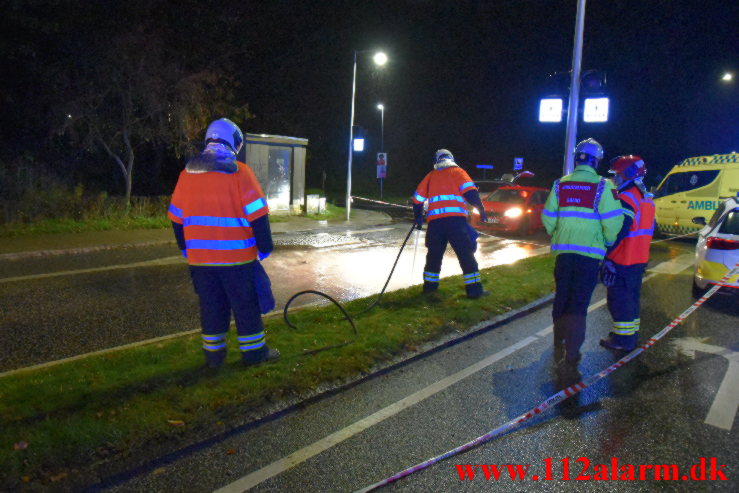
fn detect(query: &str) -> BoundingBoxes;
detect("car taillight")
[706,237,739,250]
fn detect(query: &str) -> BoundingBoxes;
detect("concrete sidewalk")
[0,208,393,260]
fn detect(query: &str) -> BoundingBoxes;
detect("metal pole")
[562,0,587,176]
[345,51,358,221]
[380,105,384,199]
[380,106,384,152]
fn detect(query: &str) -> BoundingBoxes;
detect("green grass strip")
[0,254,555,487]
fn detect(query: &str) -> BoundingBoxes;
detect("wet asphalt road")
[0,222,549,371]
[97,241,739,492]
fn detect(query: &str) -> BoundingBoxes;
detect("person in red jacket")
[412,149,490,298]
[169,118,279,369]
[600,155,656,353]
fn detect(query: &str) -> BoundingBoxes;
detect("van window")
[718,210,739,235]
[653,170,720,198]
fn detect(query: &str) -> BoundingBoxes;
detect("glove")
[414,216,424,230]
[479,212,489,223]
[258,250,271,261]
[600,259,617,287]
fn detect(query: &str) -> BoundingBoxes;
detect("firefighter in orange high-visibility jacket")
[168,118,280,369]
[541,139,624,372]
[599,155,655,353]
[412,149,490,298]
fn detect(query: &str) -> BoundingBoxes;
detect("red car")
[469,185,550,234]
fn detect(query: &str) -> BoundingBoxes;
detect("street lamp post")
[377,103,384,151]
[345,50,387,221]
[562,0,587,175]
[377,103,385,198]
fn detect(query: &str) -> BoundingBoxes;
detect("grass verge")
[0,254,555,490]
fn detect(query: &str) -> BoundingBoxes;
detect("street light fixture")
[345,50,388,221]
[722,72,733,82]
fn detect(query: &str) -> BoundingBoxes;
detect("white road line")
[217,267,675,491]
[673,338,739,431]
[214,337,539,493]
[647,253,695,275]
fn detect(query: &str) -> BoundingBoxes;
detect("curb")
[0,210,394,261]
[89,291,555,490]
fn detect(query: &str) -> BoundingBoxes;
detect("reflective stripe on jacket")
[168,161,269,265]
[412,166,477,221]
[607,185,655,265]
[541,165,624,260]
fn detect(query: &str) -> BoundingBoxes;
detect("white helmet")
[434,148,454,164]
[205,118,244,154]
[574,138,603,163]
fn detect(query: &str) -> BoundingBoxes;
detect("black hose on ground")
[282,223,418,357]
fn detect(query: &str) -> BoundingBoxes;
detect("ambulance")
[653,152,739,236]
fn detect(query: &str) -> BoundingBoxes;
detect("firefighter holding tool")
[412,149,490,299]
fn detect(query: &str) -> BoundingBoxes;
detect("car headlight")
[504,207,523,218]
[471,208,479,215]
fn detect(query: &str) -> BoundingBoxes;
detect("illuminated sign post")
[476,164,494,179]
[539,98,563,123]
[377,152,387,198]
[539,67,609,174]
[583,97,610,122]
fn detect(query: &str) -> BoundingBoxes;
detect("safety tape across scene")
[354,262,739,493]
[352,196,414,210]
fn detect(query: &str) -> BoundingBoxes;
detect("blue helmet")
[205,118,244,154]
[574,138,603,164]
[434,148,454,164]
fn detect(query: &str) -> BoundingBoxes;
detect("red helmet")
[609,155,646,185]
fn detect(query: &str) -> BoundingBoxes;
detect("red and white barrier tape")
[352,196,414,210]
[355,262,739,493]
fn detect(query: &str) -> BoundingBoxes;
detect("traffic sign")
[514,157,524,171]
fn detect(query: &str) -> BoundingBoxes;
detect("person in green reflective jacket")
[541,138,624,376]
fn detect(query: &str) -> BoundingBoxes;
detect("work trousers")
[606,262,647,335]
[189,263,266,366]
[423,216,482,295]
[552,253,600,362]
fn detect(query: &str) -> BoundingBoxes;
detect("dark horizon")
[1,0,736,199]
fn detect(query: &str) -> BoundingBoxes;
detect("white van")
[653,153,739,236]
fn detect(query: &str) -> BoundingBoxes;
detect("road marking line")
[673,338,739,431]
[220,270,668,490]
[0,256,184,283]
[347,227,395,234]
[647,253,694,275]
[214,337,539,493]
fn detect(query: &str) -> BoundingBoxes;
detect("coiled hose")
[282,223,418,357]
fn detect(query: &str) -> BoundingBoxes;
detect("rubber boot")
[600,333,637,352]
[243,346,281,366]
[203,349,226,369]
[465,282,490,299]
[422,281,439,294]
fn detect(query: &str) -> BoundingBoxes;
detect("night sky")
[2,0,737,197]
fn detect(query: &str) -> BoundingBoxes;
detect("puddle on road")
[267,237,549,307]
